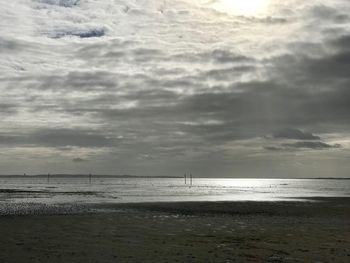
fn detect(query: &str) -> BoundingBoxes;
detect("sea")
[0,177,349,205]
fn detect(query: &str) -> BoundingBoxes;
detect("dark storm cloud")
[272,128,320,140]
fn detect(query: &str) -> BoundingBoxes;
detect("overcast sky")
[0,0,349,177]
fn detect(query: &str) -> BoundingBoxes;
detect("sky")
[0,0,350,177]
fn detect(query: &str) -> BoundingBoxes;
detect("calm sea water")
[0,177,349,204]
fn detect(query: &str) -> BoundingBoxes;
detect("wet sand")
[0,198,349,262]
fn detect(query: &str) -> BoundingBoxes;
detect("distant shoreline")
[0,174,181,178]
[0,175,349,180]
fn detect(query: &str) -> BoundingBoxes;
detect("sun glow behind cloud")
[211,0,270,16]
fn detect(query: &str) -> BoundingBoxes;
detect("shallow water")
[0,177,349,205]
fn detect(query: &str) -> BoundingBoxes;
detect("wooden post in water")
[47,173,50,184]
[184,173,187,184]
[190,173,193,187]
[89,173,92,184]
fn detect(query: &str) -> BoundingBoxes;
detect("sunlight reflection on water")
[0,177,349,204]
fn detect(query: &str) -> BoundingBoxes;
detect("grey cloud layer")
[272,129,320,140]
[0,129,118,148]
[0,0,349,176]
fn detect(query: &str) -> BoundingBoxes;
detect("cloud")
[282,141,341,150]
[209,49,254,64]
[272,128,320,140]
[0,0,350,177]
[310,5,349,23]
[37,0,80,8]
[0,103,18,115]
[264,141,341,151]
[0,129,118,148]
[72,157,87,162]
[263,146,283,151]
[203,66,255,80]
[35,71,118,91]
[52,28,105,39]
[332,35,350,50]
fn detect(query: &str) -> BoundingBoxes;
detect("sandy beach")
[0,198,349,262]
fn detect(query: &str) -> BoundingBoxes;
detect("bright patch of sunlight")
[211,0,270,16]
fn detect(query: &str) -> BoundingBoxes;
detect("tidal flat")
[0,198,349,262]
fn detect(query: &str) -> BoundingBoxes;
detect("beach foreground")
[0,198,349,262]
